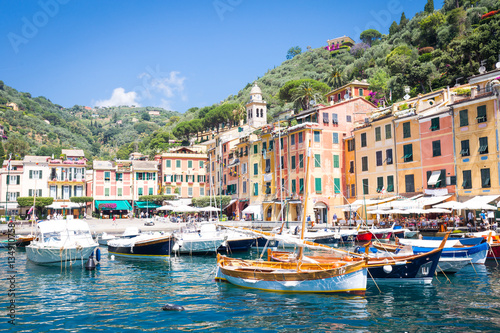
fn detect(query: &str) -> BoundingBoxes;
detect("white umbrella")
[406,208,427,214]
[424,208,452,214]
[157,205,176,211]
[368,209,391,214]
[199,206,220,212]
[170,205,200,212]
[434,201,463,210]
[388,209,407,214]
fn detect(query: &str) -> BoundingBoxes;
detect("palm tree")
[292,82,324,111]
[327,66,344,89]
[232,103,246,126]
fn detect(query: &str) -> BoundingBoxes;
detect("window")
[459,109,468,127]
[262,142,267,152]
[376,151,382,166]
[377,177,384,192]
[481,168,491,188]
[280,138,284,149]
[361,133,367,147]
[387,175,394,192]
[332,113,338,125]
[385,124,392,139]
[166,187,171,194]
[351,184,356,197]
[333,155,339,168]
[430,117,440,131]
[299,178,304,193]
[105,188,110,196]
[265,159,271,173]
[117,188,122,197]
[348,139,355,151]
[337,93,341,101]
[361,156,368,171]
[359,88,364,96]
[460,140,470,157]
[176,160,181,168]
[104,171,110,181]
[323,112,329,123]
[265,182,271,194]
[242,163,247,174]
[291,156,296,169]
[166,160,171,168]
[291,135,295,146]
[332,133,339,144]
[346,115,352,122]
[243,180,247,193]
[254,183,258,195]
[149,188,153,195]
[314,131,321,142]
[187,187,193,197]
[403,121,411,138]
[477,105,487,123]
[403,144,413,162]
[334,178,340,193]
[349,161,354,173]
[254,144,258,154]
[462,170,472,189]
[375,127,381,141]
[299,132,303,143]
[223,145,226,152]
[432,140,441,157]
[28,189,42,197]
[314,154,321,168]
[116,173,123,181]
[281,156,285,169]
[269,140,274,150]
[386,149,393,165]
[188,160,193,168]
[479,137,488,154]
[362,179,369,195]
[292,179,296,193]
[200,188,205,196]
[299,154,304,168]
[315,178,322,193]
[405,174,415,193]
[199,161,204,168]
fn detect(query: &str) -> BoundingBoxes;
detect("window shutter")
[29,170,33,179]
[17,176,20,184]
[334,178,340,193]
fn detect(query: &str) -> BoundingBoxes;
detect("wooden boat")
[16,234,35,247]
[107,233,175,259]
[484,234,500,260]
[270,234,449,284]
[356,230,372,242]
[215,140,368,294]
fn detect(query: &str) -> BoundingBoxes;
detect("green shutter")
[299,154,304,168]
[334,178,340,193]
[17,176,20,185]
[254,163,258,175]
[314,154,321,168]
[299,178,304,193]
[387,175,394,192]
[477,105,486,122]
[254,183,258,195]
[385,124,392,139]
[377,177,383,192]
[292,179,296,193]
[315,178,322,193]
[166,160,171,168]
[291,156,296,169]
[459,110,468,127]
[375,127,381,141]
[333,155,339,168]
[29,170,33,179]
[403,122,411,138]
[188,160,193,168]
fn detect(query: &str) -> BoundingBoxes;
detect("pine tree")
[0,143,4,167]
[400,12,409,27]
[424,0,434,14]
[389,21,399,35]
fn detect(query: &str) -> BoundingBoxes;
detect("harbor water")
[2,247,500,332]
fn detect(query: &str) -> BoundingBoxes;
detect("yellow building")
[452,69,500,199]
[260,125,277,221]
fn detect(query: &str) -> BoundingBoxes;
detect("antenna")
[479,60,487,74]
[455,77,463,87]
[496,55,500,69]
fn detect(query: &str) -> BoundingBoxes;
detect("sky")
[0,0,439,113]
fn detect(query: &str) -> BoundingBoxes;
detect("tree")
[360,29,382,46]
[5,137,30,158]
[424,0,434,14]
[189,119,203,141]
[389,21,399,35]
[400,12,409,27]
[70,196,93,217]
[327,66,345,89]
[141,112,151,121]
[17,197,54,219]
[232,103,246,126]
[278,79,331,103]
[0,143,4,167]
[173,121,193,141]
[291,81,325,111]
[286,46,302,60]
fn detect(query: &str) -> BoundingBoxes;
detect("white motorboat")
[173,223,226,254]
[97,232,116,246]
[26,218,98,265]
[97,227,141,246]
[107,232,175,259]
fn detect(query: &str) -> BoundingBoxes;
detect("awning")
[427,171,441,186]
[288,200,302,204]
[135,201,161,209]
[95,200,132,211]
[242,204,263,216]
[314,202,327,209]
[223,199,237,210]
[0,203,19,209]
[461,195,500,210]
[46,202,80,209]
[335,196,398,209]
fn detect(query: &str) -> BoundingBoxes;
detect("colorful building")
[325,80,371,104]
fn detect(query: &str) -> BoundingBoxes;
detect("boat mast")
[297,139,311,265]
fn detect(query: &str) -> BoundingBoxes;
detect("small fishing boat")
[97,232,116,246]
[26,218,98,265]
[16,234,35,247]
[173,223,226,254]
[107,232,175,259]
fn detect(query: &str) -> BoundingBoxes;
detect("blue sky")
[0,0,437,113]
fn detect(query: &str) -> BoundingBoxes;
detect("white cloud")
[95,88,140,107]
[138,68,187,106]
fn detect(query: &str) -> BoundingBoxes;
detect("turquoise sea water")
[2,247,500,332]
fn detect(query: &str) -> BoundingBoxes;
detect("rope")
[367,269,381,294]
[437,264,451,284]
[489,244,499,266]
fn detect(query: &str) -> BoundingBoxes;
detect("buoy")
[383,265,392,273]
[95,248,101,263]
[85,255,96,270]
[162,304,185,311]
[110,255,115,261]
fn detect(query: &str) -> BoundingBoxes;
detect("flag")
[27,206,34,215]
[380,187,386,194]
[7,154,11,170]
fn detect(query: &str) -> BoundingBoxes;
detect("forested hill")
[0,80,180,164]
[1,0,499,163]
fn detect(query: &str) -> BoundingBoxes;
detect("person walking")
[332,213,338,226]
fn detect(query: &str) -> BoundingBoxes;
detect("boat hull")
[175,237,225,254]
[437,257,470,273]
[412,242,488,264]
[218,238,254,252]
[216,263,367,294]
[487,243,500,260]
[108,237,174,259]
[26,245,97,264]
[356,232,372,242]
